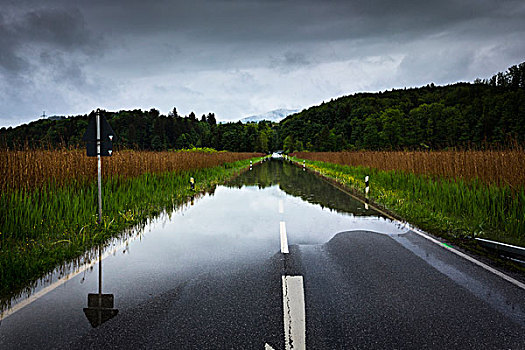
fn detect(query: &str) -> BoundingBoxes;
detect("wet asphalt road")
[1,160,525,349]
[67,230,525,350]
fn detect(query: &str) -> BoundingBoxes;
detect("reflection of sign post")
[82,109,116,224]
[83,294,118,328]
[83,246,118,328]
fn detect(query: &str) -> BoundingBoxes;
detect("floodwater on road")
[0,159,406,347]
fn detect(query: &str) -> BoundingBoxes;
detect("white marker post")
[364,175,370,210]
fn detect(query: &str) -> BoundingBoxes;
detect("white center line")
[280,221,289,254]
[282,275,306,350]
[279,199,284,214]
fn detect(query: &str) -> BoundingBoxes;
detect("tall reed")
[292,150,525,189]
[0,148,257,192]
[0,147,260,301]
[294,155,525,246]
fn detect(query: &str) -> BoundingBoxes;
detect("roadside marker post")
[82,109,116,224]
[364,175,370,210]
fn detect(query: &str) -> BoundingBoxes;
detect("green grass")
[0,158,257,301]
[295,158,525,247]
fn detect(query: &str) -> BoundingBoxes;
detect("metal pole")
[98,246,102,297]
[98,246,102,325]
[96,110,102,224]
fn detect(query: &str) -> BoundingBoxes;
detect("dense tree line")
[280,62,525,151]
[0,108,280,153]
[1,61,524,152]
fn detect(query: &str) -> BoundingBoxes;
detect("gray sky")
[1,0,524,127]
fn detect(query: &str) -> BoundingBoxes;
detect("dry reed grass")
[0,148,259,192]
[292,150,525,188]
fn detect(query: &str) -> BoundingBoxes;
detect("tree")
[169,107,179,118]
[222,130,240,151]
[151,135,166,150]
[293,139,304,152]
[255,132,269,153]
[362,116,381,149]
[315,125,331,151]
[176,133,192,149]
[379,108,404,148]
[283,135,294,153]
[207,113,217,125]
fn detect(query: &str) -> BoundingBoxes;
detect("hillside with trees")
[1,61,524,152]
[280,62,525,152]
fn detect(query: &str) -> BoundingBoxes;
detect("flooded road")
[1,159,524,349]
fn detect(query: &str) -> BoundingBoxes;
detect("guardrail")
[475,238,525,260]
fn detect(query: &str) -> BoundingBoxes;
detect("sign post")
[96,113,103,224]
[82,109,116,224]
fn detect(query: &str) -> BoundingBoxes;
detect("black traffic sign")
[82,113,116,142]
[82,111,116,157]
[86,141,114,157]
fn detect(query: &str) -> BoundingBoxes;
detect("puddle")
[0,159,405,346]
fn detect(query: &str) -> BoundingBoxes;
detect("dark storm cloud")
[0,4,103,125]
[1,0,524,126]
[0,6,98,74]
[79,0,523,42]
[4,0,525,67]
[76,0,525,75]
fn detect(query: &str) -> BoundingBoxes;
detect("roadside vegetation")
[0,147,261,301]
[292,150,525,247]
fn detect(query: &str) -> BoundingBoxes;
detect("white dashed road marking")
[280,221,289,254]
[282,275,306,350]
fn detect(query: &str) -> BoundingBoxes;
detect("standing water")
[0,159,406,347]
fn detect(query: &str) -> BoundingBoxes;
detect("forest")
[1,61,524,152]
[280,62,525,151]
[0,109,280,153]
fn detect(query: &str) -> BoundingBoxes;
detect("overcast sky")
[1,0,524,127]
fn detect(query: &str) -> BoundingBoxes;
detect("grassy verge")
[0,157,258,300]
[293,157,525,247]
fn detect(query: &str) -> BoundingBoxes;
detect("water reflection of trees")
[226,159,379,217]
